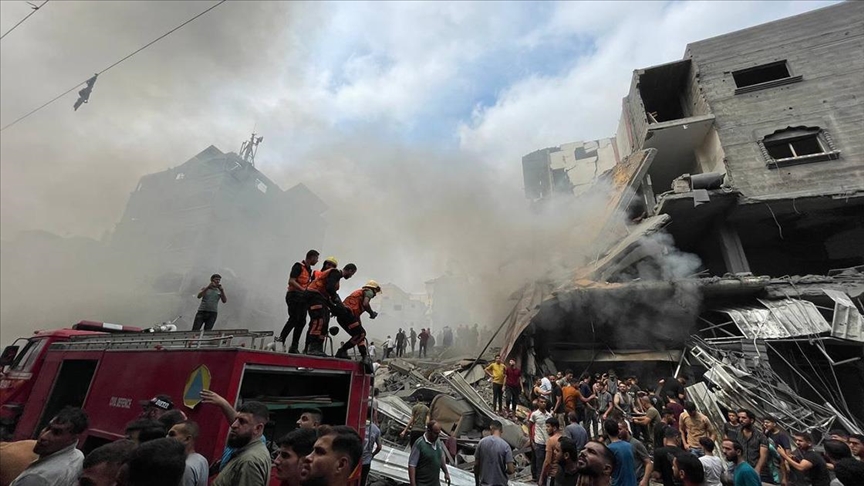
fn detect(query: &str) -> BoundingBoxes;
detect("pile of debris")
[369,356,534,486]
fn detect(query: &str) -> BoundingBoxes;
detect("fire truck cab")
[3,326,371,468]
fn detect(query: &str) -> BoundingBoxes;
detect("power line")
[0,0,49,41]
[0,0,227,133]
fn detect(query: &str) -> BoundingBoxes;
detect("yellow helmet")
[363,280,381,292]
[324,256,338,266]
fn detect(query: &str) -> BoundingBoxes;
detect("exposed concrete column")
[718,222,751,274]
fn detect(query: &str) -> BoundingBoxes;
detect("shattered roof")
[718,298,831,340]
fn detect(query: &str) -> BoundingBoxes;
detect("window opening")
[733,61,791,88]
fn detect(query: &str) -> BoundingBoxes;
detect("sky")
[0,0,841,295]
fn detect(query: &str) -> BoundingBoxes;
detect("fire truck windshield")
[9,338,47,372]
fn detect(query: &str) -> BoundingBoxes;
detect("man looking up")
[574,441,616,486]
[736,409,768,478]
[304,263,357,356]
[474,420,514,486]
[334,280,381,364]
[278,249,319,353]
[300,426,362,486]
[604,419,636,486]
[484,355,506,414]
[296,408,323,430]
[213,401,271,486]
[273,428,317,486]
[167,421,209,486]
[722,439,760,486]
[193,274,227,331]
[11,407,88,486]
[408,421,450,486]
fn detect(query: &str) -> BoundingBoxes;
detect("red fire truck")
[1,321,371,467]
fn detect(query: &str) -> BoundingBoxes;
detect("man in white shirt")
[697,437,725,486]
[12,407,88,486]
[168,421,209,486]
[529,397,552,482]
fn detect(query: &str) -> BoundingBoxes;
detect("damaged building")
[107,143,328,328]
[514,1,864,435]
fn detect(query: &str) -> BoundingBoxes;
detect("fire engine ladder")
[52,329,274,351]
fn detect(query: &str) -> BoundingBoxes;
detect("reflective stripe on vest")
[343,289,366,318]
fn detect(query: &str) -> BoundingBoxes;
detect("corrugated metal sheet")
[823,289,864,342]
[718,298,831,339]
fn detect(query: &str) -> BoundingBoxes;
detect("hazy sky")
[0,1,839,293]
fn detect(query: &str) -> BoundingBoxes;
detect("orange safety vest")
[306,268,339,297]
[289,262,313,291]
[311,269,325,281]
[343,289,367,318]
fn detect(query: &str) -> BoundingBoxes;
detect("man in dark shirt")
[654,409,676,450]
[735,409,768,478]
[303,263,357,356]
[653,427,684,486]
[722,410,741,442]
[277,250,319,353]
[763,416,790,485]
[504,359,523,414]
[659,377,686,403]
[778,432,830,486]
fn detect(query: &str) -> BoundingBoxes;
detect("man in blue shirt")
[604,419,636,486]
[722,439,760,486]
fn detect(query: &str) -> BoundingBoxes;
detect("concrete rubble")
[369,356,534,486]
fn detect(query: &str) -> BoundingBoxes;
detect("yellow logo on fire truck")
[183,365,211,409]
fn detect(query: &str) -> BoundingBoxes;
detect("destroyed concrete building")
[107,145,328,328]
[513,1,864,434]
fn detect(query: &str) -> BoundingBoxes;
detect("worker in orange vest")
[334,280,381,362]
[304,263,357,356]
[313,256,338,281]
[277,249,319,353]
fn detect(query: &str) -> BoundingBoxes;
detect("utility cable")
[0,0,49,41]
[0,0,227,133]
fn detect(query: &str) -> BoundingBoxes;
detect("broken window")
[732,61,802,94]
[760,126,840,168]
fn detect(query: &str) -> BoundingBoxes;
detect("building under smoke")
[510,1,864,433]
[108,144,328,329]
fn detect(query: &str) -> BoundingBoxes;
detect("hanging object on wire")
[73,74,98,111]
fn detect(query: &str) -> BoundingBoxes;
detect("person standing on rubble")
[401,400,431,446]
[474,420,515,486]
[383,336,393,359]
[530,397,553,481]
[408,420,450,486]
[504,359,523,414]
[396,328,406,357]
[192,274,227,331]
[333,280,380,363]
[484,355,506,414]
[410,328,417,354]
[304,263,358,356]
[277,250,319,353]
[418,328,430,358]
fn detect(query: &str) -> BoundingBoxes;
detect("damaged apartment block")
[517,1,864,437]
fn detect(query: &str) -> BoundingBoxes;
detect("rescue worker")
[313,256,338,280]
[304,263,358,356]
[276,250,319,353]
[334,280,381,362]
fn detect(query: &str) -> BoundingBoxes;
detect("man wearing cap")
[277,250,319,354]
[304,263,358,356]
[140,394,177,421]
[334,280,380,363]
[192,274,227,331]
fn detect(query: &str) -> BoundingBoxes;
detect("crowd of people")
[494,367,864,486]
[1,389,372,486]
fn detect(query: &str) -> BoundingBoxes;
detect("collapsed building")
[513,1,864,436]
